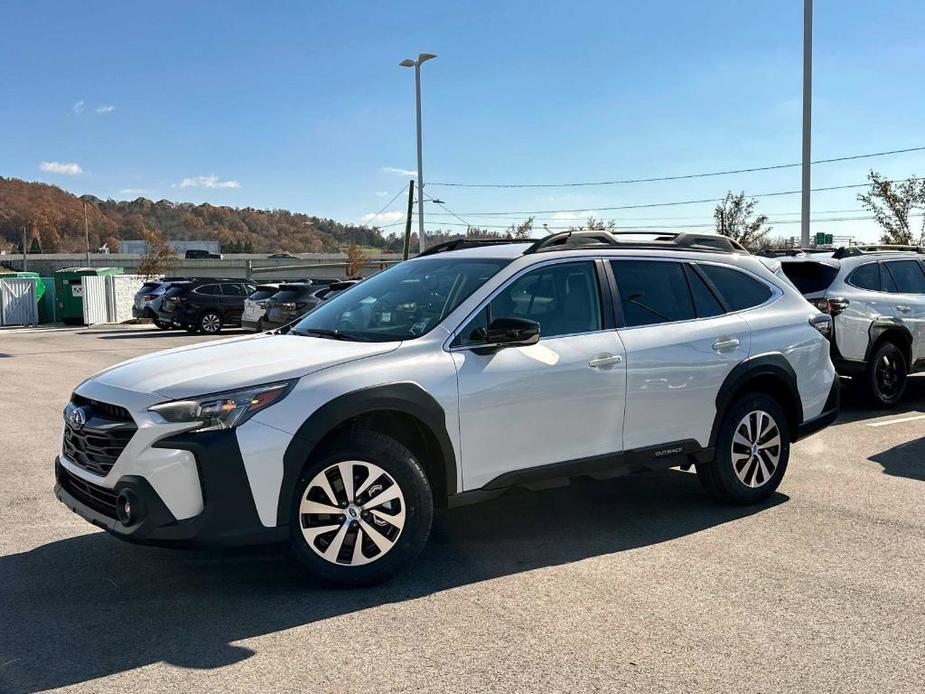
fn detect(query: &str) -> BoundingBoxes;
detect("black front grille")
[58,466,119,519]
[63,397,137,476]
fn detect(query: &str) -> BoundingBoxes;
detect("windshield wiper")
[294,327,369,342]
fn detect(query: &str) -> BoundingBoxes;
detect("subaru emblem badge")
[69,406,87,431]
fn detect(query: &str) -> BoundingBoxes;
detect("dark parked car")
[259,282,338,330]
[156,278,257,334]
[241,283,281,332]
[267,252,300,259]
[133,278,191,328]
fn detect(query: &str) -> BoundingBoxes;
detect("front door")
[451,260,626,490]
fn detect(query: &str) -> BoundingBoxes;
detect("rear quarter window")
[846,262,881,291]
[699,264,773,311]
[780,262,839,295]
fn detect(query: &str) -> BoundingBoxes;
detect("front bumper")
[54,427,287,548]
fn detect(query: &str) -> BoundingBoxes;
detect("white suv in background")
[55,232,838,585]
[777,246,925,407]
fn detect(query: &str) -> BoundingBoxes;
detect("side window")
[454,261,602,346]
[883,260,925,294]
[195,284,222,296]
[222,283,246,296]
[699,264,772,311]
[847,262,881,291]
[611,260,694,327]
[685,265,725,318]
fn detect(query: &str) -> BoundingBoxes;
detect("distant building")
[120,239,221,255]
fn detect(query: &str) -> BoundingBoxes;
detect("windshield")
[291,257,512,342]
[780,262,839,295]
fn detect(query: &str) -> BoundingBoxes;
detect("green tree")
[857,170,925,245]
[714,192,771,250]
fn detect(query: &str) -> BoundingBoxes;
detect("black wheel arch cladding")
[710,354,802,448]
[276,383,458,527]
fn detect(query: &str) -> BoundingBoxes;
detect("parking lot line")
[866,413,925,427]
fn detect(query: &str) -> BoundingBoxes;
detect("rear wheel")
[864,341,907,408]
[697,393,790,504]
[199,310,223,335]
[289,431,433,586]
[153,319,172,330]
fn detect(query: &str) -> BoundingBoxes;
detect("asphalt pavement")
[0,325,923,693]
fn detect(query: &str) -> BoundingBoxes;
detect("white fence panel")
[0,278,38,326]
[108,275,144,323]
[81,276,109,325]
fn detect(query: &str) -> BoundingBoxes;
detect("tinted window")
[248,288,277,301]
[685,265,725,317]
[272,287,313,302]
[455,262,602,345]
[222,283,246,296]
[781,262,840,294]
[164,285,190,298]
[195,284,223,296]
[700,265,772,311]
[847,263,880,291]
[883,260,925,294]
[611,260,694,327]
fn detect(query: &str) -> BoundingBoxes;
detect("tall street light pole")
[801,0,813,247]
[400,53,437,254]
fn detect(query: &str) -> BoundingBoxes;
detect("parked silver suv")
[777,246,925,407]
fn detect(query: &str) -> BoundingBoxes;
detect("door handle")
[589,354,623,368]
[896,305,911,313]
[712,337,740,353]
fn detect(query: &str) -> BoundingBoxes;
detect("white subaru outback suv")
[776,245,925,407]
[55,231,838,585]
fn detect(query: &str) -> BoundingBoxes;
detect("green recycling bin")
[53,267,123,325]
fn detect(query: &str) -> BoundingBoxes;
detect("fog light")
[116,492,135,525]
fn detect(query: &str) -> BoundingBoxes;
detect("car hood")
[92,333,398,400]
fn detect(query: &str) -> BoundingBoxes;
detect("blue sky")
[2,0,925,242]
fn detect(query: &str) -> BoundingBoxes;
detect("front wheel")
[697,393,790,504]
[864,341,907,408]
[289,431,433,586]
[199,310,223,335]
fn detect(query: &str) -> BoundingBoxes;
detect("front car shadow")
[0,469,787,692]
[868,436,925,482]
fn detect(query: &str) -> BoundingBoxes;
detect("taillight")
[809,297,849,316]
[143,293,157,301]
[809,313,833,340]
[281,302,297,310]
[257,301,268,309]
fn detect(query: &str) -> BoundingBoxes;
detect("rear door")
[610,259,752,451]
[882,259,925,363]
[221,283,248,322]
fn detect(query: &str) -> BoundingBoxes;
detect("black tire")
[199,310,223,335]
[183,324,199,334]
[153,319,172,330]
[289,431,433,586]
[696,392,790,505]
[863,341,908,408]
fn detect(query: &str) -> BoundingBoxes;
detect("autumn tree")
[137,228,175,278]
[714,192,771,250]
[507,216,535,239]
[857,170,925,245]
[345,243,367,278]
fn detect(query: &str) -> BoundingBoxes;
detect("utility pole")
[403,179,415,260]
[22,225,27,272]
[801,0,813,247]
[83,202,91,266]
[400,53,437,254]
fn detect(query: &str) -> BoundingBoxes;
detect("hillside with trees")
[0,177,395,254]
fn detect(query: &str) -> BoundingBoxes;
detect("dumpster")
[53,267,123,325]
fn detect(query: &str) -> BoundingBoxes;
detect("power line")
[357,186,408,228]
[423,192,472,228]
[428,145,925,188]
[418,207,867,222]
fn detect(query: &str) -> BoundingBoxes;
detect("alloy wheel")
[875,352,902,399]
[730,410,781,488]
[201,313,221,333]
[298,460,406,566]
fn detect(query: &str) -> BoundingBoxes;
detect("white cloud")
[39,161,83,175]
[361,210,405,226]
[381,166,416,176]
[96,104,115,114]
[179,174,241,189]
[72,100,85,115]
[549,210,598,221]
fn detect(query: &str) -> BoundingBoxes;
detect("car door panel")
[883,260,925,362]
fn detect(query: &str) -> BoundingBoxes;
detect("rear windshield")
[139,282,161,292]
[780,262,839,295]
[272,286,312,302]
[164,285,191,298]
[248,288,277,301]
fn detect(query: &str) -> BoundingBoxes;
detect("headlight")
[149,380,295,432]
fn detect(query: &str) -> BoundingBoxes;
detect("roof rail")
[525,230,747,254]
[416,238,525,257]
[831,244,924,259]
[756,247,834,258]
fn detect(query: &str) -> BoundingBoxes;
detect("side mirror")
[484,317,540,349]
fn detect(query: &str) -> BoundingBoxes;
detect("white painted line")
[867,414,925,427]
